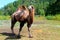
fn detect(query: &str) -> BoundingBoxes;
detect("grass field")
[0,17,60,40]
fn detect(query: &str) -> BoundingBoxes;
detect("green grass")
[0,15,45,20]
[1,15,60,21]
[0,16,10,20]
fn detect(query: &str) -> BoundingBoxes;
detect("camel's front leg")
[27,23,33,38]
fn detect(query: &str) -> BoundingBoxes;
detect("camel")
[11,5,35,38]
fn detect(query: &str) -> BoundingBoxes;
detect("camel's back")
[12,6,29,21]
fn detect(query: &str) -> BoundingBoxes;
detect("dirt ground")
[0,20,60,40]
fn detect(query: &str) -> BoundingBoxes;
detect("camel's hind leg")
[17,21,25,38]
[11,17,17,34]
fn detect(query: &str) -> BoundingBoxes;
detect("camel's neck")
[29,9,34,23]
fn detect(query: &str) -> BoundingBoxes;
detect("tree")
[0,0,57,16]
[45,0,60,16]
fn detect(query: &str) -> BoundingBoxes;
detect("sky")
[0,0,16,8]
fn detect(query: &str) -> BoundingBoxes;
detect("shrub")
[46,14,60,21]
[46,16,56,20]
[55,14,60,20]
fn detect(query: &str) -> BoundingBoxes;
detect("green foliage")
[55,14,60,20]
[46,16,56,20]
[0,0,52,16]
[46,14,60,20]
[0,0,60,20]
[39,9,45,16]
[46,0,60,16]
[0,10,3,15]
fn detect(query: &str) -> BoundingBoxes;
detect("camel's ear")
[22,5,26,10]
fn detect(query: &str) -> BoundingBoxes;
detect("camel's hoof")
[29,36,33,38]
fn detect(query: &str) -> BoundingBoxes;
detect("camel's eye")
[32,6,34,9]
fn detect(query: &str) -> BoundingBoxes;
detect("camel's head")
[28,5,35,14]
[28,5,34,11]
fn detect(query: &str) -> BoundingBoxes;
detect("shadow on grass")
[0,32,26,40]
